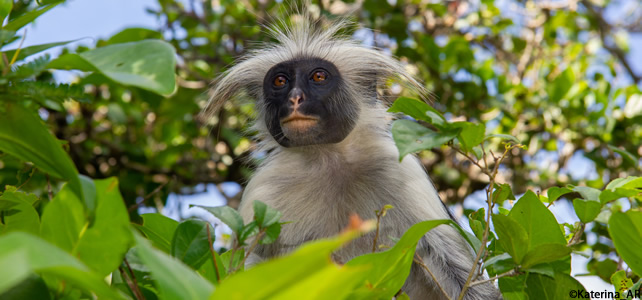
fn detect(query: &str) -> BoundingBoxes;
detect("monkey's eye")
[273,75,288,87]
[311,70,327,82]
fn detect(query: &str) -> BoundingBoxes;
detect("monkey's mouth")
[281,114,319,133]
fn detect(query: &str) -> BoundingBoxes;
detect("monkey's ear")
[198,60,262,124]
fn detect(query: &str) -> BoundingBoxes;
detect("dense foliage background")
[0,0,641,299]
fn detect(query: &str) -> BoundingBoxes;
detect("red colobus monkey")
[203,14,501,300]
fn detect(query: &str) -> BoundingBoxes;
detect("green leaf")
[0,29,16,45]
[346,219,452,299]
[572,198,601,223]
[572,186,601,201]
[548,68,575,103]
[485,253,515,275]
[238,221,259,245]
[546,187,572,203]
[107,27,163,44]
[220,248,245,274]
[522,263,554,278]
[469,208,486,241]
[521,243,571,268]
[388,97,446,128]
[261,222,281,245]
[39,183,84,252]
[0,275,51,300]
[607,145,639,167]
[199,205,244,233]
[3,2,61,31]
[588,259,617,283]
[508,191,567,247]
[391,119,459,160]
[524,272,585,299]
[133,231,214,300]
[269,264,367,300]
[492,214,528,264]
[0,249,30,295]
[0,232,125,299]
[0,0,12,22]
[75,178,133,276]
[608,211,642,276]
[601,176,642,204]
[252,200,281,228]
[2,40,78,62]
[484,133,520,143]
[0,188,39,234]
[0,103,82,200]
[611,270,633,297]
[47,40,177,96]
[171,219,212,269]
[452,122,486,152]
[198,250,227,284]
[210,229,365,300]
[498,275,528,300]
[136,213,179,253]
[607,176,642,189]
[492,183,515,205]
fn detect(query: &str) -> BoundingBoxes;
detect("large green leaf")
[47,40,177,96]
[524,272,585,299]
[106,27,163,45]
[171,219,212,270]
[346,219,452,299]
[39,183,84,252]
[133,231,214,300]
[0,187,39,234]
[546,187,572,203]
[0,103,82,200]
[199,205,244,233]
[252,200,282,228]
[451,121,486,152]
[388,97,446,128]
[136,213,179,253]
[520,244,571,268]
[572,198,601,223]
[75,178,132,276]
[492,214,528,264]
[391,119,459,160]
[0,0,12,22]
[508,191,566,248]
[609,211,642,276]
[0,232,125,299]
[0,274,50,300]
[211,229,366,300]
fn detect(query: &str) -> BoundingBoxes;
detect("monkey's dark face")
[262,58,358,147]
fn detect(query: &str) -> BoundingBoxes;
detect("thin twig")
[240,230,265,270]
[128,181,169,213]
[206,224,221,283]
[469,269,518,287]
[457,145,520,300]
[414,253,453,300]
[119,259,145,300]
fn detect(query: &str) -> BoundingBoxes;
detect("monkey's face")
[262,58,358,147]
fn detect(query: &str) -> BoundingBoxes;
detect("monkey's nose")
[288,88,305,109]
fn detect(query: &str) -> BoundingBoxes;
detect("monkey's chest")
[241,161,416,259]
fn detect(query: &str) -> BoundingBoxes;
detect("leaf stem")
[206,224,221,284]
